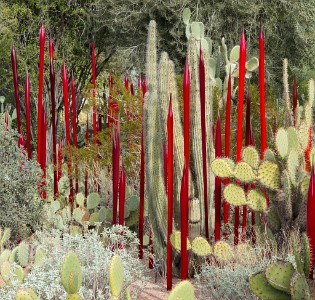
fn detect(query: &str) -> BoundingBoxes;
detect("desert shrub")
[195,245,270,300]
[0,226,147,299]
[0,123,43,240]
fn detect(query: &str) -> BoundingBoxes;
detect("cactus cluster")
[211,75,314,237]
[250,233,312,299]
[170,231,254,264]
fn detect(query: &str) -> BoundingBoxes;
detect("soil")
[128,260,202,300]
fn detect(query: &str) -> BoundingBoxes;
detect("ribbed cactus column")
[145,20,167,257]
[168,60,195,229]
[187,37,204,236]
[202,42,215,236]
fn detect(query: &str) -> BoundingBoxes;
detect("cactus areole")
[307,166,315,279]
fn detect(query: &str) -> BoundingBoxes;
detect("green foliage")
[0,123,43,240]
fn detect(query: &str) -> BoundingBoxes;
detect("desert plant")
[0,122,43,241]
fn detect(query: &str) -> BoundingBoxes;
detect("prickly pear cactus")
[15,288,38,300]
[168,280,195,300]
[109,255,124,300]
[61,251,83,296]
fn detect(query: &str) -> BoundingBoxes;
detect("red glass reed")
[118,165,126,225]
[259,22,267,158]
[250,126,256,245]
[138,80,145,259]
[199,48,209,240]
[293,77,297,126]
[167,97,173,290]
[142,78,147,96]
[25,71,31,160]
[11,44,22,135]
[40,110,47,199]
[235,27,246,245]
[37,24,45,168]
[180,165,188,280]
[91,42,97,145]
[62,62,74,206]
[224,75,231,239]
[71,75,79,193]
[49,39,58,196]
[215,115,222,242]
[163,143,168,193]
[84,117,89,198]
[112,126,120,224]
[307,166,315,279]
[181,58,190,280]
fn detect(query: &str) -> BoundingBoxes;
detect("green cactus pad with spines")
[223,184,246,206]
[126,196,140,212]
[17,242,29,267]
[182,7,191,25]
[247,189,267,212]
[300,176,310,196]
[66,294,83,300]
[0,228,11,249]
[168,280,195,300]
[9,247,17,264]
[266,207,281,233]
[213,241,233,262]
[190,22,204,40]
[89,212,99,225]
[125,209,139,227]
[14,265,24,284]
[258,161,280,190]
[34,247,46,267]
[170,231,191,251]
[230,45,240,62]
[124,289,132,300]
[223,157,235,170]
[303,233,311,278]
[75,193,85,207]
[109,255,124,298]
[211,158,234,178]
[287,150,300,186]
[281,170,291,201]
[304,102,312,126]
[298,121,310,151]
[0,249,11,267]
[87,193,100,210]
[69,226,82,236]
[249,272,290,300]
[234,162,256,183]
[287,127,301,152]
[291,234,303,274]
[73,207,84,223]
[122,205,130,219]
[98,207,107,222]
[105,208,113,223]
[246,57,259,71]
[51,200,61,213]
[290,271,310,300]
[275,128,288,158]
[265,260,294,293]
[241,146,260,169]
[191,237,212,256]
[16,288,38,300]
[61,251,83,295]
[264,149,276,162]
